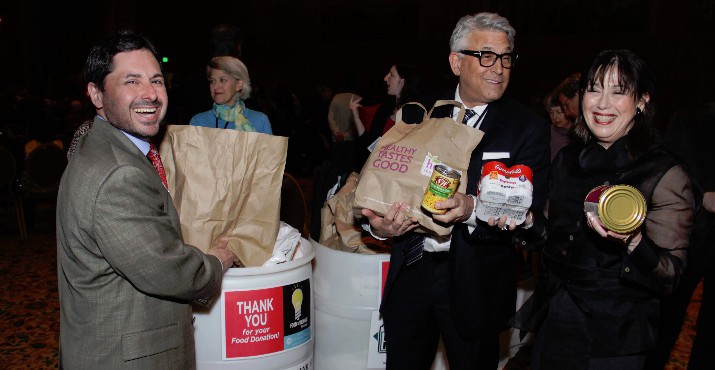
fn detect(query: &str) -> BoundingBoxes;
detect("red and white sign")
[222,279,311,359]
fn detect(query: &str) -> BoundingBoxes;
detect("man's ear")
[448,52,462,76]
[87,82,103,109]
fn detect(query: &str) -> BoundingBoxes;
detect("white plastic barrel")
[313,240,447,370]
[193,238,315,370]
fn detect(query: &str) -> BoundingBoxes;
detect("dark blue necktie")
[403,233,425,267]
[462,108,476,124]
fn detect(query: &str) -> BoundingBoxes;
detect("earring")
[636,107,642,115]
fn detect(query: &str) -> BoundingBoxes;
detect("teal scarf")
[212,100,255,132]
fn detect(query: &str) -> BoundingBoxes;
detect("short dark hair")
[574,50,656,156]
[83,31,162,91]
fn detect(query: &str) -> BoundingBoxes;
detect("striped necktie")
[462,108,476,124]
[403,233,425,267]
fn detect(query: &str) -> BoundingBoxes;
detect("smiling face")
[582,67,648,148]
[548,105,570,128]
[209,68,243,106]
[384,65,405,97]
[87,49,167,139]
[448,29,511,107]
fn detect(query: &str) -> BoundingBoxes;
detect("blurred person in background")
[190,56,272,134]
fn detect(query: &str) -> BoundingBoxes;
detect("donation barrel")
[193,239,315,370]
[313,241,449,370]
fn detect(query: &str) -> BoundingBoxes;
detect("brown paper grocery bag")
[319,172,391,254]
[354,100,483,236]
[160,125,287,266]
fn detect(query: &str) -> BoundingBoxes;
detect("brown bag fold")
[354,100,484,236]
[160,125,288,266]
[319,172,391,254]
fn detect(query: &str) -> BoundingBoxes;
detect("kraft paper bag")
[320,172,391,254]
[160,125,288,267]
[354,100,484,236]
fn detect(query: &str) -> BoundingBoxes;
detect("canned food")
[474,161,533,225]
[584,184,646,234]
[422,164,461,214]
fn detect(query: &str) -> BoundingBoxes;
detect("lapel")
[91,117,156,172]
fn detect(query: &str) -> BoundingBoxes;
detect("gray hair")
[449,12,516,52]
[206,56,252,100]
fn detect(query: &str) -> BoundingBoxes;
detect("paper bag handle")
[429,100,467,124]
[395,101,427,124]
[395,100,469,124]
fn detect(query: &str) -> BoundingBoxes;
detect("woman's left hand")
[586,211,642,252]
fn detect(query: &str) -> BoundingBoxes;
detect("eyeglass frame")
[459,49,518,69]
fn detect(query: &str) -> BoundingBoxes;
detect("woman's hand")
[586,211,642,252]
[349,94,363,113]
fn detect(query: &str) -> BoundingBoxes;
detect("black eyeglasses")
[459,50,517,69]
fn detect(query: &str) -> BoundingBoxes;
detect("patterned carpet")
[0,224,60,369]
[0,205,701,370]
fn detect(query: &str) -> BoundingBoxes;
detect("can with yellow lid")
[584,184,647,234]
[422,164,461,214]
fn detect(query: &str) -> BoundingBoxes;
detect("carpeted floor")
[0,198,702,369]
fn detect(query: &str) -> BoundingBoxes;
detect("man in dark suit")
[57,32,237,369]
[362,12,550,370]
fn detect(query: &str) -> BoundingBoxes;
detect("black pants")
[382,251,498,370]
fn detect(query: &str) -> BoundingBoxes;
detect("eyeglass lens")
[479,51,513,68]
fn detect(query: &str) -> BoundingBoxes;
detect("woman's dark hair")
[573,50,656,157]
[394,63,421,108]
[83,31,162,91]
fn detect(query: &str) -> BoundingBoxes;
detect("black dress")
[516,138,695,370]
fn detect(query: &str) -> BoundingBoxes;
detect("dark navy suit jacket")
[379,91,551,338]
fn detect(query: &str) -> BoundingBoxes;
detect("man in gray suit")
[57,32,236,369]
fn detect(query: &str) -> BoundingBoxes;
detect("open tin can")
[584,184,647,234]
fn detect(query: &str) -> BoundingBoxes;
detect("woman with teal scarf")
[190,56,272,134]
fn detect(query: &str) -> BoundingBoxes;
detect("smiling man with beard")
[56,32,237,370]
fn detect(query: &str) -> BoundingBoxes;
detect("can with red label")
[475,161,534,225]
[422,164,461,214]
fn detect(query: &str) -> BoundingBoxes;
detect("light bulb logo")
[291,288,303,320]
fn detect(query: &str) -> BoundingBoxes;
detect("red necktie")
[147,143,168,188]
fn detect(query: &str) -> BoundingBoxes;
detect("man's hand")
[432,192,474,224]
[207,234,238,272]
[362,202,418,238]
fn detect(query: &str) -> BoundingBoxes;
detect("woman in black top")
[515,50,696,370]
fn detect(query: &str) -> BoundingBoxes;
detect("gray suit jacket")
[57,117,224,369]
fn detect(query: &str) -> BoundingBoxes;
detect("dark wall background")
[2,0,714,128]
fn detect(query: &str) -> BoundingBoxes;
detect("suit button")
[561,250,567,256]
[569,235,574,241]
[624,266,631,273]
[576,221,581,227]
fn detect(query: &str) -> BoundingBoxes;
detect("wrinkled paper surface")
[160,125,287,266]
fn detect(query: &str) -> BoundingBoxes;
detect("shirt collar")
[453,85,488,126]
[96,114,151,155]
